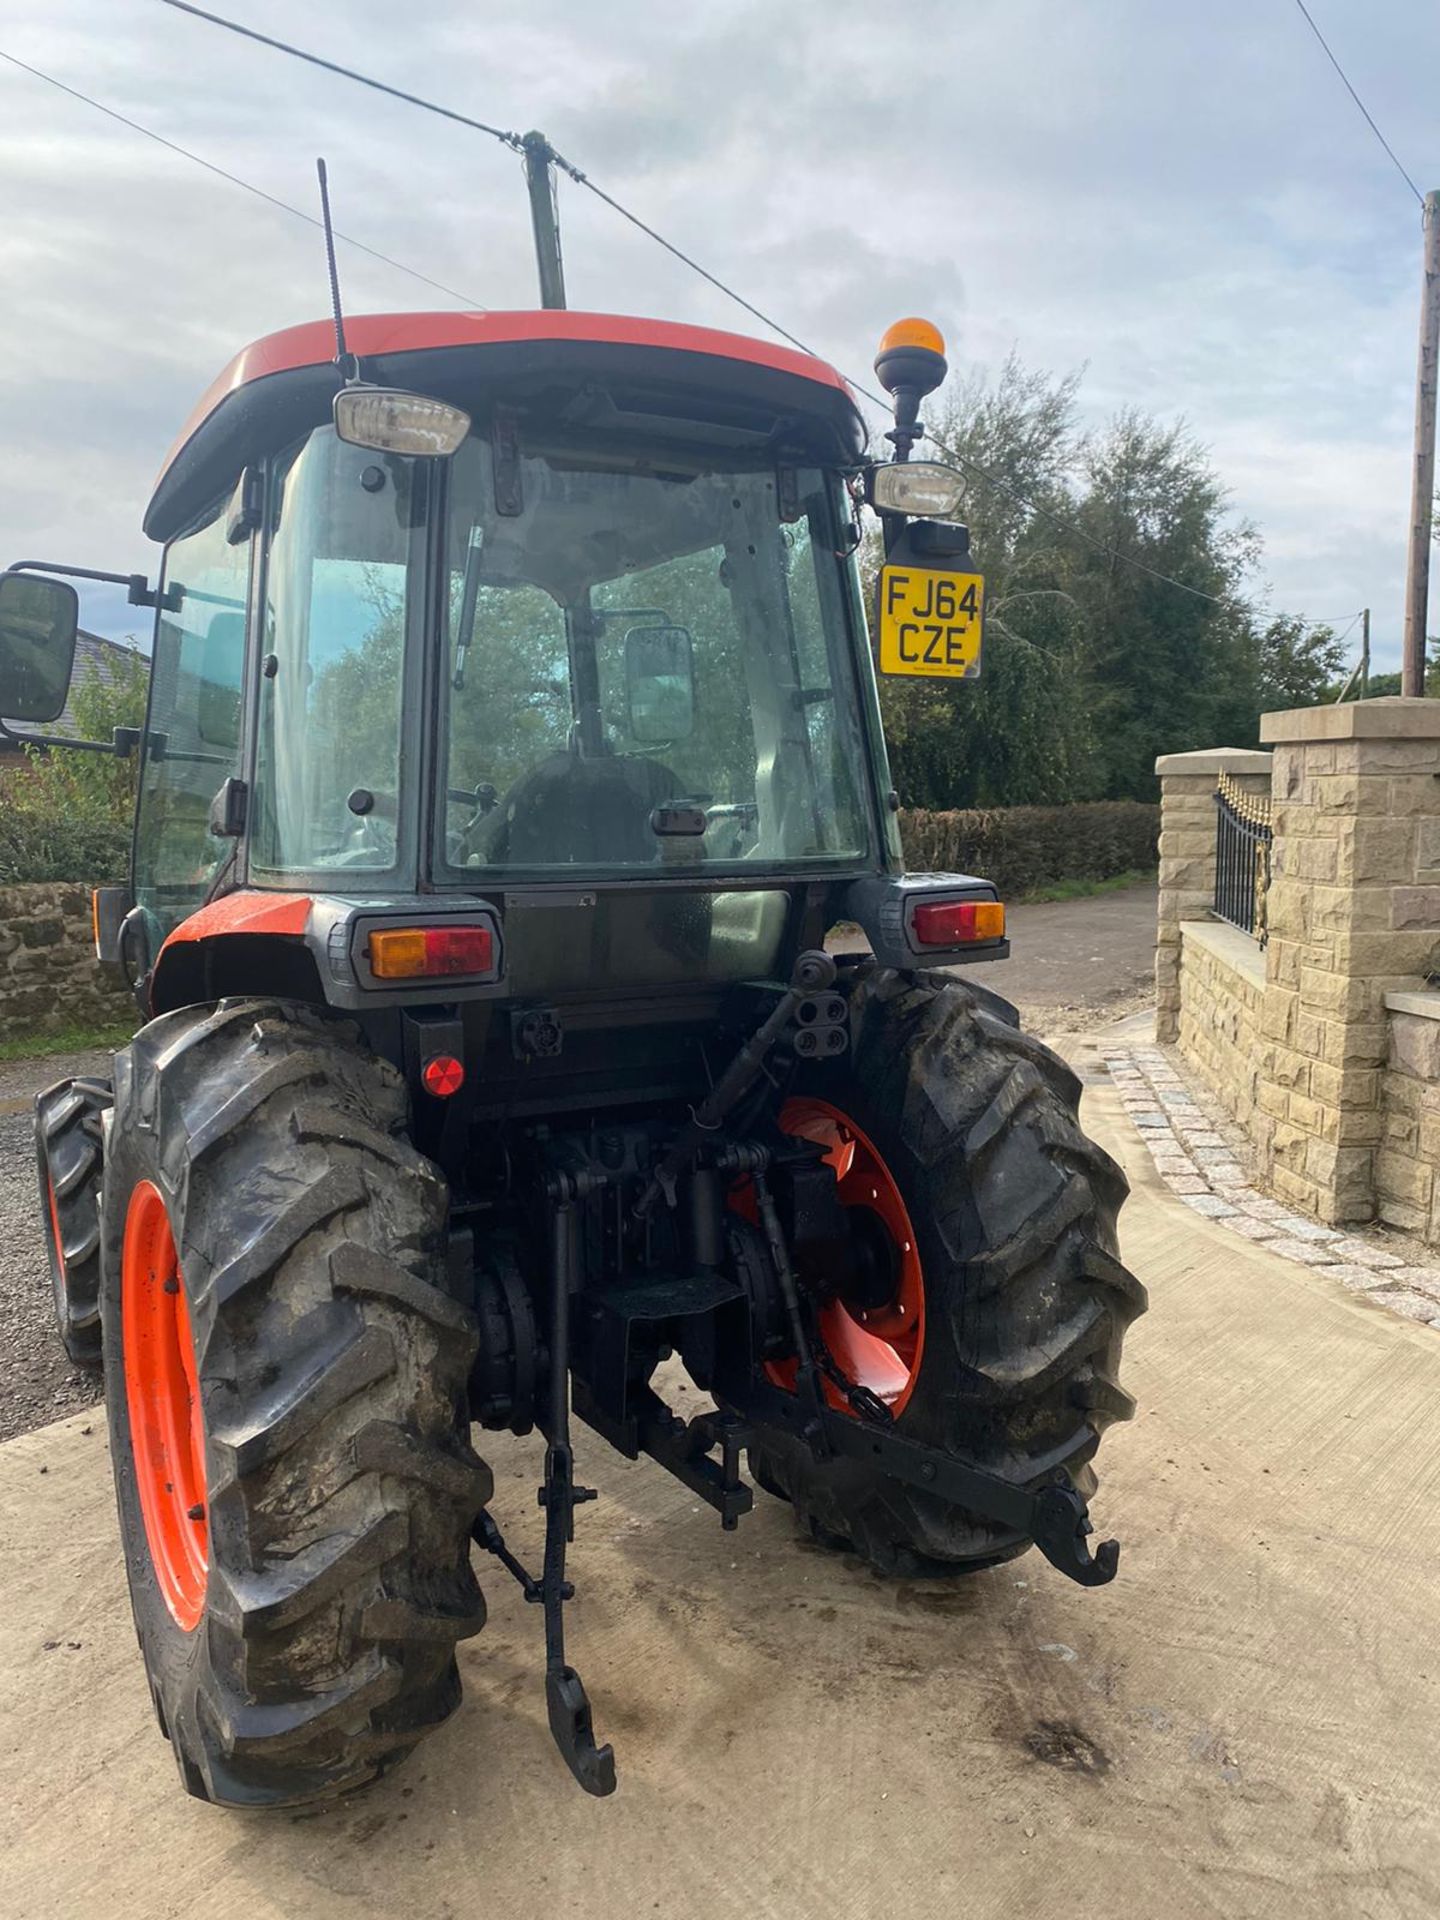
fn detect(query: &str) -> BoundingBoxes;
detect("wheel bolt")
[187,1503,205,1522]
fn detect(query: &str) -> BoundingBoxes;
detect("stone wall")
[1176,920,1266,1137]
[1157,700,1440,1239]
[1376,991,1440,1238]
[1155,747,1272,1044]
[0,882,134,1044]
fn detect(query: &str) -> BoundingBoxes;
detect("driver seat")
[476,748,679,867]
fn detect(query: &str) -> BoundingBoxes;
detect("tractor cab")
[1,309,1005,1017]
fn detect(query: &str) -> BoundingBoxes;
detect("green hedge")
[0,787,1156,899]
[0,811,131,886]
[899,800,1159,898]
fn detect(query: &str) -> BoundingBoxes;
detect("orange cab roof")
[155,309,855,498]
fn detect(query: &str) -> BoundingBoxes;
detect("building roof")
[2,630,149,751]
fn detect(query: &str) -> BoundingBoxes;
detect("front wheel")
[101,1000,492,1807]
[742,969,1146,1576]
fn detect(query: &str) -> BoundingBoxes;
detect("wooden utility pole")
[522,131,567,310]
[1361,605,1370,698]
[1402,190,1440,696]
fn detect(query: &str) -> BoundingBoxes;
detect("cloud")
[0,0,1435,668]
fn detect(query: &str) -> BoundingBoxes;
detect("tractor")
[1,307,1144,1806]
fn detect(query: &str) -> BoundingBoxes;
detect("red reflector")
[421,1054,465,1098]
[911,899,1005,946]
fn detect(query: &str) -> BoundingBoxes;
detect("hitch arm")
[735,1378,1120,1587]
[537,1182,615,1796]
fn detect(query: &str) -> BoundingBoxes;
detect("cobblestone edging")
[1102,1042,1440,1330]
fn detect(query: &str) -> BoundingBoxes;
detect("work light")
[333,387,471,457]
[868,460,966,518]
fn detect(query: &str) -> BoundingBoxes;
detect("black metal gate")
[1213,772,1273,944]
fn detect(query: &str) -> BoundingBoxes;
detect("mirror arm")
[0,714,125,756]
[3,560,178,612]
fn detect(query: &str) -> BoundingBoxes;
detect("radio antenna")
[315,157,356,380]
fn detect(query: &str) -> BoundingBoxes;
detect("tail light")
[911,899,1005,947]
[368,924,494,979]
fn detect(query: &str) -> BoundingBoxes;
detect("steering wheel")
[446,782,498,864]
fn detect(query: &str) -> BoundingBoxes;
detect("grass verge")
[1017,869,1156,905]
[0,1021,135,1063]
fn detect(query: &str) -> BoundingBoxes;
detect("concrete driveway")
[2,1049,1437,1919]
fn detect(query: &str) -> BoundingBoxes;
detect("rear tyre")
[36,1077,110,1367]
[744,968,1146,1576]
[100,999,491,1808]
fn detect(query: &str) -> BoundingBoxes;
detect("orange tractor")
[2,307,1143,1804]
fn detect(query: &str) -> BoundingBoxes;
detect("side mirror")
[624,626,695,742]
[0,572,79,724]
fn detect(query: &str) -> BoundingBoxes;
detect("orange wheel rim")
[764,1098,926,1420]
[121,1180,208,1630]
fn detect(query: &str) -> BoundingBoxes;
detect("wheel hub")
[767,1098,925,1419]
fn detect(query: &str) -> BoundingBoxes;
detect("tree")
[1063,411,1260,798]
[1253,614,1345,713]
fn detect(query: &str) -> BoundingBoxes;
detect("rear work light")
[368,924,494,980]
[911,899,1006,947]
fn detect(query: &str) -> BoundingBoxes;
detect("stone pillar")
[1257,699,1440,1224]
[1154,747,1272,1043]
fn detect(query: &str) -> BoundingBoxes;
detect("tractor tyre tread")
[744,967,1145,1578]
[101,997,491,1809]
[36,1076,109,1367]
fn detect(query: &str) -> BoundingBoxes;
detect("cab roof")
[145,310,866,543]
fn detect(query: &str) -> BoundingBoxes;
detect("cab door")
[132,496,251,941]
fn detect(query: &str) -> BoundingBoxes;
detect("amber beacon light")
[874,317,949,462]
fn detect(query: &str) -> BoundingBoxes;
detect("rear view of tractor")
[2,305,1143,1807]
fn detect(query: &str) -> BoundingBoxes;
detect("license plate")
[876,565,984,679]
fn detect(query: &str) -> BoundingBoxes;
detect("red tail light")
[911,900,1005,947]
[368,924,494,979]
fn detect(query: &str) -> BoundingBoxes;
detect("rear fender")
[147,890,508,1016]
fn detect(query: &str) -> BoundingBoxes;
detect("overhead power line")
[1290,0,1423,206]
[0,49,484,308]
[159,1,523,150]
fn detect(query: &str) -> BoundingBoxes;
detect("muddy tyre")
[100,999,491,1808]
[744,968,1146,1576]
[36,1076,110,1367]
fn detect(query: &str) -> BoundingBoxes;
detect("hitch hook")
[1030,1479,1119,1587]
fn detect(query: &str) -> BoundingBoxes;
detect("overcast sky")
[1,0,1436,671]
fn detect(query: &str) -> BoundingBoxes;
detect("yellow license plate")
[877,565,984,678]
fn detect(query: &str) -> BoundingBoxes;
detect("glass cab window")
[438,438,869,876]
[253,431,426,879]
[132,507,248,937]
